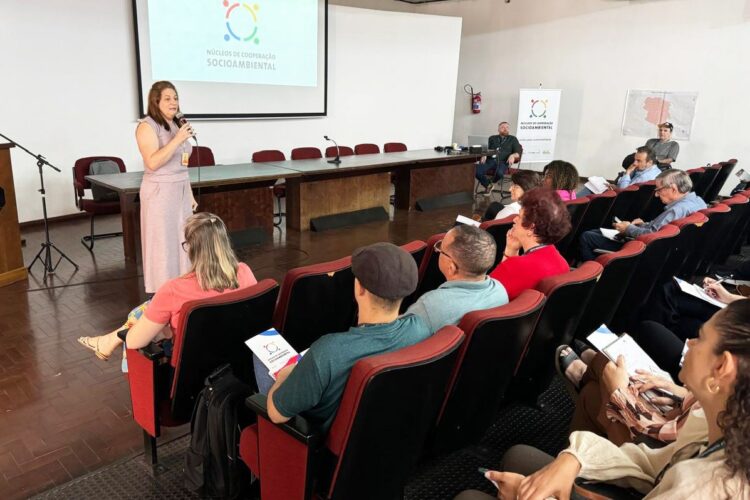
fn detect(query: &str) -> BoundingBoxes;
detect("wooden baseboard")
[20,212,88,230]
[0,267,27,287]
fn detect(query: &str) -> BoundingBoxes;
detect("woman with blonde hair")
[77,213,257,362]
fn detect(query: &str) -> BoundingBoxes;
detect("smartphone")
[478,467,499,490]
[613,216,622,223]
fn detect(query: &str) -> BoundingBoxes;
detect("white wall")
[414,0,750,194]
[1,3,461,223]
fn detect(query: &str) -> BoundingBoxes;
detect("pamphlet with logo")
[673,277,727,309]
[584,176,610,195]
[245,328,302,380]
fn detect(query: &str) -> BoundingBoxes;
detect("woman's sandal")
[555,344,582,399]
[77,336,111,361]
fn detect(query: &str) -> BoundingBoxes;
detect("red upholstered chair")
[574,241,646,338]
[693,163,721,202]
[687,167,706,191]
[659,212,709,282]
[702,159,737,203]
[354,143,380,155]
[187,145,215,167]
[513,261,603,402]
[240,326,464,500]
[683,204,732,277]
[252,149,287,227]
[407,233,447,307]
[72,156,126,251]
[604,184,640,222]
[273,256,355,352]
[383,142,407,153]
[556,197,590,262]
[480,215,515,268]
[569,191,617,259]
[624,181,656,221]
[325,146,354,158]
[398,240,429,312]
[433,290,546,452]
[720,194,750,261]
[127,279,279,464]
[291,147,323,160]
[608,225,681,333]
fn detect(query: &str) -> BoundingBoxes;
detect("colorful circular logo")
[530,99,548,118]
[223,1,260,44]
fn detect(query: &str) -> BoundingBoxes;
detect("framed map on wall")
[622,90,698,140]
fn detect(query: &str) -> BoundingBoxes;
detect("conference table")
[86,149,479,262]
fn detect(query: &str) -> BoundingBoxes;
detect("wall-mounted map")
[622,90,698,140]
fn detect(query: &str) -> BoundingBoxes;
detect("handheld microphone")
[324,135,341,165]
[174,112,197,141]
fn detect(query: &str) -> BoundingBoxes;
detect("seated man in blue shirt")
[576,147,661,197]
[406,225,508,333]
[578,169,707,261]
[615,146,661,189]
[265,242,430,431]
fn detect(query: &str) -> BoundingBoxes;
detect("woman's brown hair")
[519,188,572,244]
[543,160,579,193]
[713,300,750,485]
[183,213,240,292]
[146,81,178,131]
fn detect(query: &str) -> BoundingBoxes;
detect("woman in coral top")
[77,213,257,363]
[489,188,571,300]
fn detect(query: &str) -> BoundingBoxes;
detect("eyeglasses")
[434,239,459,270]
[181,241,189,252]
[654,184,671,194]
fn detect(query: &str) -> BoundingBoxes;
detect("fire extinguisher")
[465,84,481,114]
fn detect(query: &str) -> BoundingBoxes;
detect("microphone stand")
[0,132,79,280]
[324,136,341,165]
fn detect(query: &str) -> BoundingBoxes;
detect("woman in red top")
[78,212,257,362]
[489,188,571,299]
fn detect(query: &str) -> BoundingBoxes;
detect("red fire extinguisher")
[465,84,481,114]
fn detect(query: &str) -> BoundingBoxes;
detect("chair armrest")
[246,394,323,447]
[593,249,615,255]
[127,346,163,437]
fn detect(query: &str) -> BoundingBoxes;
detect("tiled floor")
[0,200,489,499]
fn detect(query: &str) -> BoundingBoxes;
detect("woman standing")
[136,81,197,294]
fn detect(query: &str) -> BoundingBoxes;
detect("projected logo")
[529,99,548,118]
[223,0,261,44]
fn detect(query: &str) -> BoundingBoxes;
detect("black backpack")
[184,364,255,498]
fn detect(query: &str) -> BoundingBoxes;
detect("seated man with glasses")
[405,225,508,334]
[578,169,706,262]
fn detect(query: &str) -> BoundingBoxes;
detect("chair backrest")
[410,233,447,304]
[608,225,681,333]
[252,149,286,163]
[72,156,126,193]
[661,212,709,281]
[434,290,546,452]
[383,142,407,153]
[514,261,603,401]
[639,188,666,223]
[556,198,590,261]
[687,167,705,191]
[273,256,356,351]
[719,194,750,262]
[571,191,617,252]
[480,215,515,268]
[604,184,640,222]
[324,326,464,500]
[187,146,216,167]
[291,147,323,160]
[575,241,646,338]
[702,159,737,203]
[169,279,279,420]
[624,181,656,221]
[325,145,354,158]
[693,164,721,201]
[685,204,732,277]
[354,143,380,155]
[399,240,429,312]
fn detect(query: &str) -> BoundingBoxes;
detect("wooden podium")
[0,144,27,286]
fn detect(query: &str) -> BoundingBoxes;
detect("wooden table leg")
[119,193,139,263]
[394,160,476,210]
